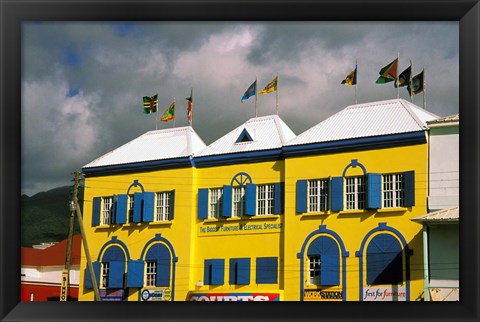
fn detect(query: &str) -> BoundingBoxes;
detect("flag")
[408,70,424,96]
[241,80,257,102]
[160,100,175,122]
[259,76,278,94]
[341,66,357,86]
[375,58,398,84]
[395,65,411,88]
[186,88,193,124]
[143,94,158,114]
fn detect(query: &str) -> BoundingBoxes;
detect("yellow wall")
[283,144,428,301]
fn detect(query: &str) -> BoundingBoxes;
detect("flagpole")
[190,88,193,127]
[396,52,400,99]
[409,60,413,102]
[276,73,279,115]
[423,69,426,109]
[255,76,258,118]
[354,60,358,105]
[173,98,176,128]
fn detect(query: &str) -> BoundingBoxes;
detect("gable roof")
[83,126,206,170]
[21,235,82,267]
[285,99,439,147]
[195,114,296,158]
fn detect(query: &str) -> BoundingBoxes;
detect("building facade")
[78,99,441,301]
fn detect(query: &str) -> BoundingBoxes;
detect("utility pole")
[59,174,78,301]
[67,171,101,301]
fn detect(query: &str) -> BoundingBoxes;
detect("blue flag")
[241,80,257,102]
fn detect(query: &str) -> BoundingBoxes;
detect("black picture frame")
[1,0,478,321]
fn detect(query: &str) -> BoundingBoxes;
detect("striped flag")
[143,94,158,114]
[160,100,175,122]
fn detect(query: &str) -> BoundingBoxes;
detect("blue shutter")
[204,260,212,285]
[156,258,171,287]
[245,184,257,216]
[307,236,340,286]
[115,194,128,224]
[198,188,209,220]
[211,259,225,285]
[126,260,144,288]
[331,177,343,211]
[366,234,403,285]
[229,258,236,285]
[142,192,155,222]
[236,258,250,285]
[222,185,233,218]
[133,192,143,223]
[84,261,100,289]
[273,183,284,214]
[404,171,415,207]
[367,173,382,209]
[92,197,101,227]
[108,261,125,289]
[296,180,308,213]
[169,190,175,220]
[256,257,278,284]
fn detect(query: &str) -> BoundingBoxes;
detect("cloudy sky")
[21,21,459,196]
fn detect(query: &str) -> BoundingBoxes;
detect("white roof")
[427,114,459,127]
[83,126,206,169]
[411,206,459,223]
[195,115,296,157]
[285,99,439,147]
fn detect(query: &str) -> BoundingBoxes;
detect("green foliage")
[21,186,83,247]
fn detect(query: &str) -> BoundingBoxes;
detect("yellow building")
[78,99,439,302]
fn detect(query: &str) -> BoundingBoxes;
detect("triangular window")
[235,128,253,143]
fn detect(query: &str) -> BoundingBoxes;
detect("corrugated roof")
[285,99,439,147]
[195,114,296,157]
[21,235,82,266]
[427,114,459,126]
[411,206,459,223]
[83,126,206,169]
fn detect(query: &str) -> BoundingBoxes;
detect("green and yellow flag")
[341,66,357,86]
[143,94,158,114]
[160,100,175,122]
[376,58,398,84]
[259,76,278,95]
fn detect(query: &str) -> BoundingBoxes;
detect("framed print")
[1,0,479,321]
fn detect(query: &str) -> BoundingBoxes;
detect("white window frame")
[232,187,245,217]
[209,188,223,219]
[257,184,275,215]
[128,194,134,223]
[155,192,171,222]
[308,255,321,285]
[308,179,329,212]
[102,197,114,225]
[382,173,405,208]
[145,260,157,287]
[345,176,366,210]
[100,262,110,288]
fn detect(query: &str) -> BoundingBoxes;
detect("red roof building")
[21,235,82,301]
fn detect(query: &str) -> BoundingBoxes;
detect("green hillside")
[21,186,83,247]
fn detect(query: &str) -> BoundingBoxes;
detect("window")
[209,188,223,219]
[345,176,366,210]
[383,174,405,208]
[366,234,403,285]
[233,187,245,217]
[145,260,157,287]
[308,179,329,212]
[256,257,278,284]
[204,259,225,285]
[257,184,275,215]
[229,258,250,285]
[100,262,110,288]
[128,194,134,223]
[102,197,114,225]
[155,192,171,222]
[308,255,321,285]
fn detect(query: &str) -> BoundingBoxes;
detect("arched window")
[144,243,171,287]
[307,236,340,286]
[366,233,403,285]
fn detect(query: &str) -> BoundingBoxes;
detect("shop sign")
[189,293,280,301]
[429,287,459,301]
[363,286,406,301]
[303,289,343,301]
[141,288,172,301]
[99,289,127,301]
[199,223,282,235]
